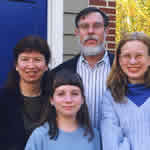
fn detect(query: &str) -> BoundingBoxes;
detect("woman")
[0,35,51,149]
[101,32,150,150]
[25,70,100,150]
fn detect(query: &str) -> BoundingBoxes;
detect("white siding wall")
[63,0,88,61]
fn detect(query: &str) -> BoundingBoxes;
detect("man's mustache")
[83,35,99,42]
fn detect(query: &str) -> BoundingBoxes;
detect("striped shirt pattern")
[77,51,111,130]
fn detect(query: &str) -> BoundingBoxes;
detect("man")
[51,7,114,130]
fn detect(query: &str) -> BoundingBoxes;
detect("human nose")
[129,57,137,64]
[64,94,72,103]
[26,59,36,68]
[87,25,94,34]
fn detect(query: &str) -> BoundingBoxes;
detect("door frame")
[47,0,63,68]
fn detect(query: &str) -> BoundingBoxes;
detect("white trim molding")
[47,0,64,68]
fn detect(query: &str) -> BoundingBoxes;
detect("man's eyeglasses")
[78,22,104,31]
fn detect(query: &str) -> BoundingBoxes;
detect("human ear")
[104,26,109,34]
[16,66,18,71]
[75,28,80,36]
[45,66,48,71]
[50,97,54,106]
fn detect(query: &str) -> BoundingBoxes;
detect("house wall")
[63,0,88,61]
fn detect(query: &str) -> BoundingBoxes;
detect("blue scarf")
[126,83,150,107]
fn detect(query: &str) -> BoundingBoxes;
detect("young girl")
[25,70,100,150]
[101,32,150,150]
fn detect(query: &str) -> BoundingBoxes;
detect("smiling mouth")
[26,70,37,74]
[26,71,38,77]
[63,106,73,110]
[128,67,140,72]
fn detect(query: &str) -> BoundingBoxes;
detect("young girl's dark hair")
[40,69,94,141]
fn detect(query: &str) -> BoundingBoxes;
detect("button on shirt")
[77,51,111,130]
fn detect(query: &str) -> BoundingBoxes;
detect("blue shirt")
[126,83,150,107]
[101,89,150,150]
[25,123,100,150]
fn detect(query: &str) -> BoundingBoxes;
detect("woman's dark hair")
[107,32,150,102]
[4,35,51,91]
[14,35,50,65]
[40,69,94,141]
[75,7,109,28]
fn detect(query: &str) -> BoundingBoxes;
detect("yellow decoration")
[116,0,150,43]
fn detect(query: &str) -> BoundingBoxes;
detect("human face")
[16,51,48,84]
[75,12,107,56]
[50,85,83,119]
[119,40,150,84]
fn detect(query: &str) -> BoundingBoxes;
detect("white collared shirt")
[77,51,111,130]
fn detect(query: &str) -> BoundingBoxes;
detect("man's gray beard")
[79,41,105,56]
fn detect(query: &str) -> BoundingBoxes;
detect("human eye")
[79,24,89,30]
[71,90,80,96]
[72,92,79,96]
[34,57,44,63]
[121,54,130,60]
[136,54,143,60]
[20,57,29,62]
[35,57,42,61]
[93,22,104,29]
[56,91,65,96]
